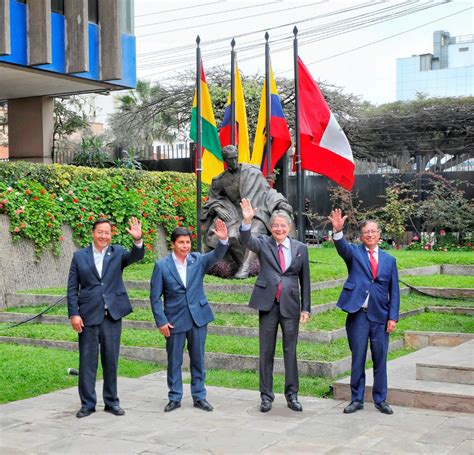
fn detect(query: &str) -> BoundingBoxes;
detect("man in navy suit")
[150,220,228,413]
[67,217,144,418]
[329,208,400,415]
[240,198,311,413]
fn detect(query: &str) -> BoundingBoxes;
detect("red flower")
[146,243,153,251]
[60,236,65,241]
[47,222,53,228]
[175,216,179,221]
[32,196,39,201]
[81,207,85,211]
[192,234,197,239]
[82,188,87,192]
[153,199,158,204]
[143,213,148,218]
[73,198,79,203]
[25,189,31,196]
[13,227,20,233]
[177,221,182,226]
[89,216,94,221]
[112,184,117,189]
[189,226,194,232]
[149,229,155,234]
[20,222,26,228]
[40,189,46,195]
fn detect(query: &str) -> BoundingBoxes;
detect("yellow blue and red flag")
[219,63,250,164]
[251,64,291,177]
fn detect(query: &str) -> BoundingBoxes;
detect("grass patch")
[401,275,474,289]
[122,249,474,283]
[0,343,164,404]
[397,312,474,333]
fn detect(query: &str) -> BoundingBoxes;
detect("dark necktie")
[369,250,378,278]
[276,244,285,301]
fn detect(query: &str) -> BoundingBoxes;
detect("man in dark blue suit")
[67,217,144,418]
[150,220,228,413]
[329,209,400,415]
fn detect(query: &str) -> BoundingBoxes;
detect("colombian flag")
[251,64,291,177]
[219,63,250,164]
[190,64,224,184]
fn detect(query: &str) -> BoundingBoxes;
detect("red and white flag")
[297,57,355,191]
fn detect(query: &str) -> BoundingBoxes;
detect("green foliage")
[0,162,200,259]
[72,136,111,168]
[376,181,416,246]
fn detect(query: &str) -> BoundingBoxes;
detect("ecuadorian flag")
[219,63,250,164]
[251,64,291,177]
[190,64,224,184]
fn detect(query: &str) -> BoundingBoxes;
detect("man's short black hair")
[171,226,192,243]
[92,218,112,231]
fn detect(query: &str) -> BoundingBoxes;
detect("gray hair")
[360,220,381,232]
[270,210,292,226]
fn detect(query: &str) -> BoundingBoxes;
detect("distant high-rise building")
[396,30,474,101]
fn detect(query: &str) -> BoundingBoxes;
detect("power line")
[136,1,280,28]
[136,1,328,37]
[135,1,221,18]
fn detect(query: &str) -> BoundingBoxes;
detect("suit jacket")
[67,243,145,326]
[240,229,311,319]
[150,241,228,333]
[334,237,400,324]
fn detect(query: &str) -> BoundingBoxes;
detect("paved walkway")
[1,372,473,454]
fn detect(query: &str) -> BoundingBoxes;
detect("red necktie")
[276,244,285,301]
[369,250,378,278]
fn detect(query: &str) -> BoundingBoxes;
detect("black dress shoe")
[76,407,95,418]
[287,398,303,412]
[375,401,393,415]
[164,400,181,412]
[104,405,125,416]
[193,399,213,412]
[343,401,364,414]
[260,400,272,413]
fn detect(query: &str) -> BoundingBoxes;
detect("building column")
[8,96,54,163]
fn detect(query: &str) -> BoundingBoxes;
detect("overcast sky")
[134,0,473,105]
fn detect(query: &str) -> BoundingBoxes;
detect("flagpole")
[293,26,304,243]
[230,38,236,146]
[264,32,272,186]
[196,36,203,253]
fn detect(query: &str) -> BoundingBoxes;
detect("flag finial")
[196,35,201,46]
[293,26,298,36]
[231,38,235,48]
[265,32,269,41]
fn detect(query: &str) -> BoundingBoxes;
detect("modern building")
[396,30,474,101]
[0,0,136,162]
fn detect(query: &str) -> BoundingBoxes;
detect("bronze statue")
[201,145,293,279]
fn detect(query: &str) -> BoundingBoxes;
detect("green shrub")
[0,162,206,259]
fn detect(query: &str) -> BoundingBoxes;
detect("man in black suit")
[67,217,144,418]
[240,198,311,413]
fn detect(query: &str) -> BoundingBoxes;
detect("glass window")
[51,0,64,14]
[88,0,98,24]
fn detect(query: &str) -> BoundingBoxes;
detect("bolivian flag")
[190,64,224,184]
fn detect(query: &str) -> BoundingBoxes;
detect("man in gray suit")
[240,198,311,413]
[150,220,228,413]
[67,217,144,418]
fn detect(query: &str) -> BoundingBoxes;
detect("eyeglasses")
[271,224,288,229]
[361,230,379,235]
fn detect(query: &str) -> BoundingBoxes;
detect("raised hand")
[126,216,142,241]
[328,208,347,233]
[212,218,228,241]
[240,198,257,224]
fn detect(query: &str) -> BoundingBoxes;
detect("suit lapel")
[377,249,386,277]
[287,239,298,273]
[269,239,280,268]
[86,245,101,280]
[101,245,113,277]
[166,254,185,288]
[186,254,197,287]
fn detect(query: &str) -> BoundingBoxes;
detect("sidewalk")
[1,372,472,454]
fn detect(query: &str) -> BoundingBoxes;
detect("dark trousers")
[259,302,300,401]
[78,315,122,410]
[165,324,208,402]
[345,309,389,404]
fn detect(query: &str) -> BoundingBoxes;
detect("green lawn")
[122,249,474,283]
[0,343,164,404]
[401,275,474,288]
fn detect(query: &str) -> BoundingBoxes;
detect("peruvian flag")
[297,57,355,191]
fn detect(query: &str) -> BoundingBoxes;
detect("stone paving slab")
[333,344,474,413]
[1,373,473,454]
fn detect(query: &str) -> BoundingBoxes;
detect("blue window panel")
[0,0,27,65]
[34,12,65,73]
